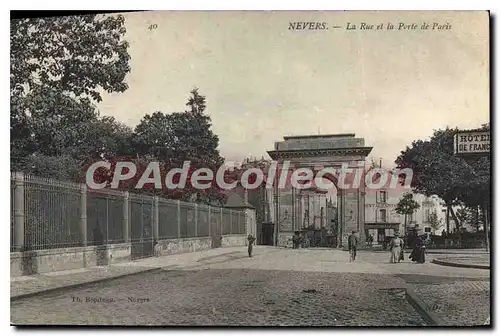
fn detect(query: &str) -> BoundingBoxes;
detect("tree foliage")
[11,14,131,174]
[395,193,421,217]
[428,212,443,234]
[82,89,227,205]
[11,14,130,102]
[456,206,485,232]
[395,124,490,228]
[126,88,225,204]
[395,193,420,233]
[11,15,228,205]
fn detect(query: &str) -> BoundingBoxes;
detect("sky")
[97,10,489,167]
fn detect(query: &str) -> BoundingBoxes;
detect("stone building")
[364,177,446,245]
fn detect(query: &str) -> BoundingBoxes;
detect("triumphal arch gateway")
[266,134,373,247]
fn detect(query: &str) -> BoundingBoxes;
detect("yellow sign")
[454,131,490,155]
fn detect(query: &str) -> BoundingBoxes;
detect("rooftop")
[224,191,255,209]
[283,133,356,140]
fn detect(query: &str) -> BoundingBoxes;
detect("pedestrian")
[247,234,256,257]
[292,231,300,249]
[367,234,374,248]
[389,232,403,263]
[348,231,358,262]
[411,235,426,263]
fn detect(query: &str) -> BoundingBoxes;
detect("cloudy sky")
[98,10,489,167]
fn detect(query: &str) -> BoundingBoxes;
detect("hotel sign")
[454,130,490,155]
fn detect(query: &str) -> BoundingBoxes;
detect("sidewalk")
[410,280,490,326]
[432,255,490,269]
[421,249,489,255]
[11,246,276,301]
[363,248,488,255]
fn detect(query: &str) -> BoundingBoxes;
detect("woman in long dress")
[411,235,426,263]
[389,233,403,263]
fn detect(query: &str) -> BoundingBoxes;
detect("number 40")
[148,24,158,30]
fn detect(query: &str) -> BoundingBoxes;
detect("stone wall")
[222,234,246,247]
[10,252,23,277]
[12,246,101,276]
[11,236,246,276]
[157,237,213,254]
[278,232,293,247]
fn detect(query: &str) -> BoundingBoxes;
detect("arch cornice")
[267,147,373,160]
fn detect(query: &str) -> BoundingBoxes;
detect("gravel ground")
[11,269,427,326]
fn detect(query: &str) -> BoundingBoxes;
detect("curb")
[405,286,445,326]
[11,267,165,302]
[432,258,490,270]
[11,248,274,302]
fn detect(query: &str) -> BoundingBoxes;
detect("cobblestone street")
[11,269,426,326]
[410,280,490,326]
[11,248,490,326]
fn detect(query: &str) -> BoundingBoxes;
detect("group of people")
[388,232,427,263]
[347,231,426,263]
[248,230,428,262]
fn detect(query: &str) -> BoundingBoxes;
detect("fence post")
[229,210,233,235]
[80,184,87,267]
[220,208,223,237]
[123,191,130,243]
[153,196,159,241]
[80,184,87,247]
[194,204,198,237]
[177,200,181,239]
[208,205,211,237]
[13,172,25,252]
[243,210,248,246]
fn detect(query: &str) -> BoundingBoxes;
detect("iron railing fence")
[158,198,179,239]
[87,189,125,246]
[10,173,247,251]
[23,174,82,250]
[11,175,16,252]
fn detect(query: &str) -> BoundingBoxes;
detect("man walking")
[247,234,256,257]
[348,231,358,262]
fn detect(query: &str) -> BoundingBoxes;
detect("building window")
[424,209,430,222]
[377,191,387,203]
[379,209,387,222]
[408,212,413,222]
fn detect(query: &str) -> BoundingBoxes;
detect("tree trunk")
[446,207,450,233]
[403,213,407,236]
[483,203,489,252]
[448,205,461,232]
[476,205,480,232]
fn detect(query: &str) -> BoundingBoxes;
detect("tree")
[19,154,82,181]
[124,89,226,204]
[395,193,420,236]
[395,125,490,230]
[428,212,443,234]
[132,112,176,163]
[11,14,130,103]
[11,14,131,173]
[456,206,485,232]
